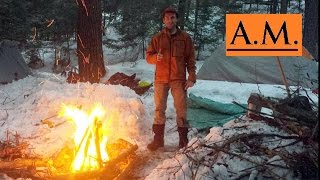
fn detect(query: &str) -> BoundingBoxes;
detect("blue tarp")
[187,93,246,129]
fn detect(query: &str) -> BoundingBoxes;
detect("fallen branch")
[205,133,302,149]
[0,144,28,159]
[0,158,49,169]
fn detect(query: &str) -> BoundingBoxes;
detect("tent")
[197,43,318,88]
[0,40,31,84]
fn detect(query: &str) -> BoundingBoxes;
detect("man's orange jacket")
[146,28,196,83]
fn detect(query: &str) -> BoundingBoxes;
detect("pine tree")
[49,0,77,42]
[177,0,186,30]
[107,0,175,50]
[0,0,30,42]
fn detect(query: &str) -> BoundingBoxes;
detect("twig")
[172,155,185,176]
[41,114,58,121]
[301,88,318,108]
[2,97,8,105]
[166,125,177,133]
[311,121,319,140]
[81,132,92,171]
[239,158,289,173]
[2,86,38,106]
[74,118,94,156]
[272,139,301,150]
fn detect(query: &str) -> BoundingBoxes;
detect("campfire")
[0,104,138,179]
[59,104,109,172]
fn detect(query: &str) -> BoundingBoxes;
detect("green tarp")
[187,93,246,129]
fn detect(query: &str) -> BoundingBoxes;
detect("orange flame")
[59,104,109,172]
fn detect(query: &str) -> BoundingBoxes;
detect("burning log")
[0,158,48,169]
[0,158,51,179]
[105,141,138,167]
[0,139,138,179]
[59,104,111,172]
[51,139,138,179]
[0,143,28,159]
[55,104,139,178]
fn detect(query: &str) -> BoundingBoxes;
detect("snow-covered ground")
[1,53,318,179]
[2,0,316,178]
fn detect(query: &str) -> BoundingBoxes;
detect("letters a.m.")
[230,21,290,45]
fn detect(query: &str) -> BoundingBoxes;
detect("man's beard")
[166,25,176,30]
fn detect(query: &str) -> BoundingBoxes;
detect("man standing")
[146,7,196,151]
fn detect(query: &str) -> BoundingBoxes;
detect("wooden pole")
[94,118,103,168]
[276,56,291,98]
[73,117,95,171]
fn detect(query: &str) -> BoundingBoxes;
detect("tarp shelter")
[197,43,318,88]
[187,93,246,130]
[0,41,31,84]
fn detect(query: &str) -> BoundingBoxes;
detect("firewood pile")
[0,136,138,179]
[176,93,318,179]
[243,93,318,140]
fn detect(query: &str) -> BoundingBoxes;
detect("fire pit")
[52,138,138,179]
[53,104,139,179]
[0,104,138,179]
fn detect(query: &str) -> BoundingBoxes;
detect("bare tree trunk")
[185,0,191,22]
[193,0,200,60]
[271,0,278,13]
[76,0,106,83]
[177,0,186,30]
[303,0,319,60]
[102,0,106,36]
[142,38,145,59]
[222,13,226,41]
[280,0,288,14]
[193,0,199,41]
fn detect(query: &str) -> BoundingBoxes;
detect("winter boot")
[147,124,165,151]
[178,127,189,148]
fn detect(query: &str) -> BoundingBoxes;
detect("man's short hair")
[161,7,179,19]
